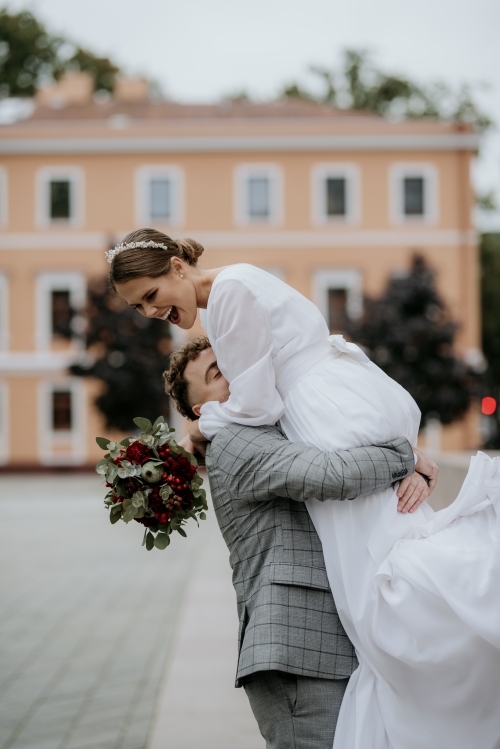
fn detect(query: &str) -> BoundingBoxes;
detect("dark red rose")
[125,441,152,465]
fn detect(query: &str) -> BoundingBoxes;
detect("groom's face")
[184,347,230,419]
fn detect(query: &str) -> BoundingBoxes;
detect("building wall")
[0,119,480,465]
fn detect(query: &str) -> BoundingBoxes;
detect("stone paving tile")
[148,509,264,749]
[0,475,202,749]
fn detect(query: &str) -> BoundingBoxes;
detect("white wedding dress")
[199,264,500,749]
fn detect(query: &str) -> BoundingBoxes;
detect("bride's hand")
[396,472,430,514]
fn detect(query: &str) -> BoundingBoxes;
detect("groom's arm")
[208,424,414,503]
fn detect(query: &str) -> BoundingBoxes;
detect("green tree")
[347,255,479,427]
[283,49,491,132]
[0,8,62,97]
[70,279,172,432]
[0,8,119,97]
[480,233,500,446]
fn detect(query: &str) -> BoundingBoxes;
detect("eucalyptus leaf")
[153,415,165,430]
[110,510,122,524]
[115,481,129,498]
[96,437,110,450]
[154,533,170,550]
[146,532,155,551]
[134,417,153,433]
[199,512,207,520]
[142,529,148,547]
[106,464,119,483]
[177,527,187,538]
[120,437,131,446]
[123,506,137,523]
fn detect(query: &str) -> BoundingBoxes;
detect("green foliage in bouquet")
[96,416,207,551]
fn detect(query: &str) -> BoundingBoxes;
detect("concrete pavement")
[0,473,262,749]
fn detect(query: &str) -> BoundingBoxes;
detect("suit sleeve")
[212,429,415,503]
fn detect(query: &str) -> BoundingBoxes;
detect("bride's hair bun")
[176,237,204,265]
[108,228,205,290]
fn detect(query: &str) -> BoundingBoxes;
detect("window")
[0,273,8,350]
[150,178,171,220]
[0,167,7,227]
[326,178,346,217]
[38,379,86,466]
[135,166,184,225]
[313,269,363,334]
[389,163,438,224]
[36,167,84,227]
[312,164,360,225]
[235,164,283,225]
[36,272,86,350]
[248,177,270,219]
[403,177,424,216]
[328,288,348,333]
[51,290,73,339]
[50,180,71,219]
[52,390,72,431]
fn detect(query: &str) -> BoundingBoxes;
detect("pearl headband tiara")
[105,240,170,264]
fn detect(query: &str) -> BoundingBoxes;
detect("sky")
[6,0,500,228]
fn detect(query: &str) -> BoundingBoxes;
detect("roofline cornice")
[0,133,480,155]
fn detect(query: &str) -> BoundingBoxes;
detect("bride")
[109,228,500,749]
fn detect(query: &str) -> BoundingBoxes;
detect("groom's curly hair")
[163,336,212,421]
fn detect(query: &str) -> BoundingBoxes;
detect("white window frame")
[312,269,363,326]
[0,273,9,350]
[36,166,85,227]
[0,167,8,227]
[35,272,86,351]
[311,163,361,225]
[234,163,283,226]
[0,380,9,465]
[135,165,185,226]
[38,378,87,466]
[389,162,439,225]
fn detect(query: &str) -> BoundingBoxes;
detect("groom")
[164,337,435,749]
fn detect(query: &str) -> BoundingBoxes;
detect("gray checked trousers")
[242,670,349,749]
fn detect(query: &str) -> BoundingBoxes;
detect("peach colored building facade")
[0,76,481,467]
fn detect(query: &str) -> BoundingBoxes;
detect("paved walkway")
[0,474,262,749]
[148,500,263,749]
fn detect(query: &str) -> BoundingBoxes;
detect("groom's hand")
[396,472,430,513]
[413,448,439,493]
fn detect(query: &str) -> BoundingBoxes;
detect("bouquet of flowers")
[95,416,207,551]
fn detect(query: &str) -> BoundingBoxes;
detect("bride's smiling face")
[115,265,198,330]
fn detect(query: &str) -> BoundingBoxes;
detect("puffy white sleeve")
[198,278,285,439]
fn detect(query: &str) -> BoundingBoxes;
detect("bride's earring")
[179,274,183,278]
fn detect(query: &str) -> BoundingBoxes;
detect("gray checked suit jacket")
[205,423,414,687]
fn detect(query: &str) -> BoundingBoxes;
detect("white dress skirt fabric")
[199,264,500,749]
